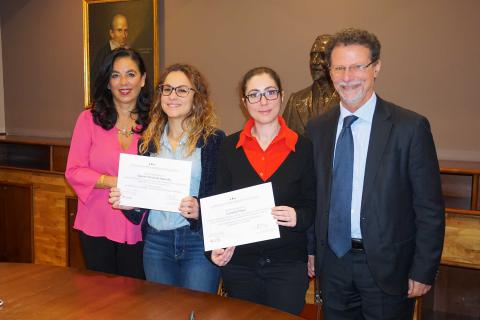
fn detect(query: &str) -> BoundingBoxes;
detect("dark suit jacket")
[305,97,445,295]
[90,42,112,94]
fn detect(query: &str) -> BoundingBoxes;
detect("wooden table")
[0,263,302,320]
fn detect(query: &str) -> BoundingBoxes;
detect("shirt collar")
[160,123,187,147]
[109,40,129,50]
[236,116,297,151]
[339,92,377,124]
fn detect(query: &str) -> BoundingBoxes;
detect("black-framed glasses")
[329,60,377,75]
[158,84,195,97]
[244,89,280,104]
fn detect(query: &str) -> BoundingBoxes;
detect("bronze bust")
[283,34,339,134]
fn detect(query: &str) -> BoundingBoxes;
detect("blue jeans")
[143,224,220,293]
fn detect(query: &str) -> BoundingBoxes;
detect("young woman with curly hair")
[110,63,224,293]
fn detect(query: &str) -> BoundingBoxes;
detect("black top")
[216,132,316,266]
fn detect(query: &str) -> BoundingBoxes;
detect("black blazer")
[305,97,445,295]
[215,132,316,265]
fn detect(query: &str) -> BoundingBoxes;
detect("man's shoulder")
[94,42,112,56]
[378,98,429,126]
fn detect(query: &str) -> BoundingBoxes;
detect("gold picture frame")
[83,0,158,106]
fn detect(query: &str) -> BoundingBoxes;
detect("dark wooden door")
[0,183,33,262]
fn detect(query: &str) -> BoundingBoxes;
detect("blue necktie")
[328,115,358,258]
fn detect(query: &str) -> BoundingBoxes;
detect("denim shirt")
[148,125,202,231]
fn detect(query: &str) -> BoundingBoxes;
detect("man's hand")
[307,255,315,277]
[408,279,431,298]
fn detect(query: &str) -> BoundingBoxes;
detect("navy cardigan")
[122,129,226,234]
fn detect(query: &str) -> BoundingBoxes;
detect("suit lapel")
[320,107,340,209]
[361,98,393,211]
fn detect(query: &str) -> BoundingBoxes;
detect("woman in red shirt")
[211,67,315,315]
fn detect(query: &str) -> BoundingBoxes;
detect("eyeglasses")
[329,60,377,75]
[158,84,195,97]
[244,89,280,104]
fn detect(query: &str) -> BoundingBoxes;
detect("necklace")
[116,126,134,137]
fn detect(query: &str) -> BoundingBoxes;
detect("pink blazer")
[65,110,143,244]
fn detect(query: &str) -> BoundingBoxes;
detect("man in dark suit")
[305,28,445,319]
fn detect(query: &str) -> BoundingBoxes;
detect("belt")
[351,238,364,251]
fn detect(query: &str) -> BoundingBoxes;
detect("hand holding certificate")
[117,153,191,212]
[200,182,280,251]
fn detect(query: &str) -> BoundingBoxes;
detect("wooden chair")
[299,277,323,320]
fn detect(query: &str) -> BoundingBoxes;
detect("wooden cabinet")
[0,135,75,266]
[0,182,33,262]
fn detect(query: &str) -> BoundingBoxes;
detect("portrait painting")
[83,0,158,105]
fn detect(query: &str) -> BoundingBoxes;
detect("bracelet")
[99,174,106,187]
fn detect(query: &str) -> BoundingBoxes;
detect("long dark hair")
[90,48,152,133]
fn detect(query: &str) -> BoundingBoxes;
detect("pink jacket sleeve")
[65,111,102,204]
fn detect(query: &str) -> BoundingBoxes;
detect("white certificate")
[200,182,279,251]
[117,153,191,212]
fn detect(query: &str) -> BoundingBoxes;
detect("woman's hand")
[179,196,199,220]
[108,187,133,210]
[271,206,297,227]
[211,247,235,267]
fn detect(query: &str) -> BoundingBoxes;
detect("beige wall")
[0,21,5,133]
[1,0,479,160]
[163,0,480,160]
[1,0,83,137]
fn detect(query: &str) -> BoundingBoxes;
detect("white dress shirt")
[334,93,376,239]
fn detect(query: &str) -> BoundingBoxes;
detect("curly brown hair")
[139,64,217,156]
[325,28,381,66]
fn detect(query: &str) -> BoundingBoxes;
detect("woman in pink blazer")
[65,48,151,279]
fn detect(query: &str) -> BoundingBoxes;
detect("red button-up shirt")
[236,116,298,182]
